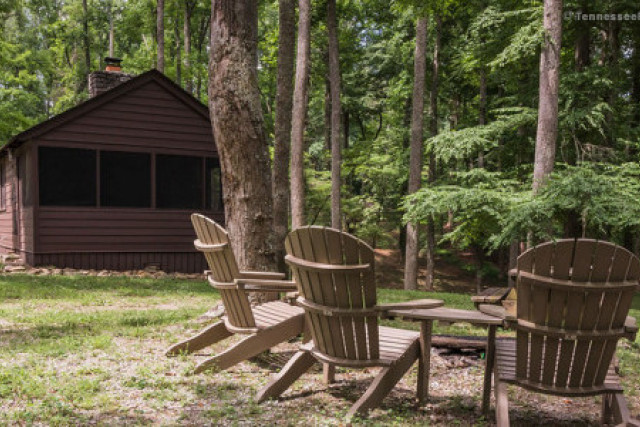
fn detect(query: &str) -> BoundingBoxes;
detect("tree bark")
[424,13,441,291]
[175,8,182,85]
[209,0,276,274]
[272,0,295,270]
[478,66,487,168]
[108,0,115,57]
[532,0,562,193]
[184,1,193,93]
[403,16,428,291]
[82,0,90,88]
[290,0,311,230]
[327,0,342,230]
[156,0,165,72]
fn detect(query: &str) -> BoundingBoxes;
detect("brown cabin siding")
[1,72,223,273]
[0,157,13,252]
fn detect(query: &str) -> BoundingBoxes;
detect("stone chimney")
[88,57,134,97]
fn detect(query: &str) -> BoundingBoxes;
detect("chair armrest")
[624,316,638,341]
[477,303,515,328]
[508,268,518,280]
[375,299,443,313]
[239,271,286,280]
[234,278,297,293]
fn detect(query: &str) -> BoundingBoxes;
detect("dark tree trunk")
[533,0,563,193]
[272,0,295,270]
[574,2,590,72]
[324,78,331,151]
[424,13,441,291]
[81,0,90,92]
[157,0,165,72]
[327,0,342,230]
[108,0,115,57]
[175,8,181,85]
[209,0,276,274]
[184,1,193,93]
[404,16,428,291]
[604,20,620,147]
[290,0,311,229]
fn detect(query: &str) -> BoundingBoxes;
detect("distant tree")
[157,0,165,72]
[404,16,428,291]
[209,0,277,274]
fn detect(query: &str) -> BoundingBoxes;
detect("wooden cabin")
[0,68,223,273]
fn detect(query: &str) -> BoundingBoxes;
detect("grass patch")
[0,273,638,425]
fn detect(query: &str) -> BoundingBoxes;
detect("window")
[39,147,96,206]
[206,158,222,211]
[156,154,203,209]
[100,151,151,207]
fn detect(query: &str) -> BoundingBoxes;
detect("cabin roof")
[3,69,210,154]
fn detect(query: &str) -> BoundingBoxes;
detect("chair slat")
[343,232,369,360]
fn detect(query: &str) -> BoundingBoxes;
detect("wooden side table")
[386,307,504,415]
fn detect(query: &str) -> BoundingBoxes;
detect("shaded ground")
[0,274,638,425]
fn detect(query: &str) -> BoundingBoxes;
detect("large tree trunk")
[290,0,311,230]
[157,0,165,72]
[403,17,428,291]
[532,0,562,193]
[272,0,296,270]
[209,1,276,275]
[424,13,441,291]
[327,0,342,230]
[184,1,193,93]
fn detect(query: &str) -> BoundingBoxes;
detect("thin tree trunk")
[533,0,562,193]
[327,0,342,230]
[82,0,90,90]
[605,20,619,147]
[209,0,276,275]
[184,1,193,93]
[424,13,441,291]
[108,1,115,57]
[324,78,331,151]
[478,66,487,168]
[403,16,428,291]
[175,8,181,85]
[290,0,311,230]
[272,0,295,270]
[157,0,165,72]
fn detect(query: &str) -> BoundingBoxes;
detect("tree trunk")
[532,0,562,193]
[478,66,487,168]
[290,0,311,230]
[403,16,428,291]
[184,1,193,93]
[324,78,331,151]
[272,0,295,270]
[82,0,90,90]
[574,2,590,72]
[424,13,441,291]
[209,0,276,275]
[108,0,115,57]
[157,0,165,72]
[327,0,342,230]
[604,20,620,147]
[175,8,181,85]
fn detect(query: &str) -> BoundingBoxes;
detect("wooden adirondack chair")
[256,226,443,419]
[492,239,640,426]
[165,214,304,374]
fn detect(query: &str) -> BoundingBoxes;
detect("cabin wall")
[25,79,223,273]
[0,156,14,253]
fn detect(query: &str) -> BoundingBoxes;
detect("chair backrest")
[191,214,256,329]
[514,239,640,392]
[285,227,379,363]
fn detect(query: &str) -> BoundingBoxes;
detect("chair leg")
[256,351,316,403]
[346,340,419,420]
[166,320,232,356]
[323,364,336,384]
[493,368,509,427]
[606,392,637,426]
[194,316,304,374]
